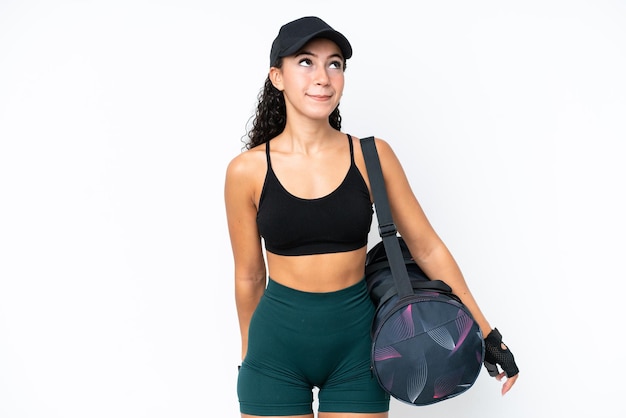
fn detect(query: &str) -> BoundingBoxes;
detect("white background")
[1,0,624,417]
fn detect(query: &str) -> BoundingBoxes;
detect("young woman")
[224,16,519,418]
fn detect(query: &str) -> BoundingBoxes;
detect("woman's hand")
[483,328,519,395]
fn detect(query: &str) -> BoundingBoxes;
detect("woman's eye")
[298,58,313,67]
[329,60,343,70]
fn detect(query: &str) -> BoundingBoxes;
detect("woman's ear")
[269,67,284,91]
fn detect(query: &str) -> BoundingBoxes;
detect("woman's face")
[271,38,345,122]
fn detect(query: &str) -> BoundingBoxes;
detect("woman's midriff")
[265,246,368,292]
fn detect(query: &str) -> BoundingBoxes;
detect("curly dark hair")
[244,59,346,149]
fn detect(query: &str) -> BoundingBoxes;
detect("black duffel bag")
[361,136,485,406]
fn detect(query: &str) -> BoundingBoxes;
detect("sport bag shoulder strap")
[360,136,413,299]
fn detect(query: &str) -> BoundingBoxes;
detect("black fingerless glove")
[483,328,519,378]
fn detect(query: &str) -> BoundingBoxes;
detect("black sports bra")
[256,134,373,256]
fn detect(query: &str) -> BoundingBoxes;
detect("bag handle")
[360,136,414,299]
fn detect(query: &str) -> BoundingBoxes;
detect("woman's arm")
[373,137,491,331]
[224,154,267,361]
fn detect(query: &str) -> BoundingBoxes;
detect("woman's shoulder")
[372,136,394,151]
[356,136,404,175]
[226,144,267,177]
[228,144,266,172]
[352,135,396,160]
[350,134,393,147]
